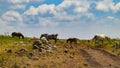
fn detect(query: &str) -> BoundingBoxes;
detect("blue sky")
[0,0,120,39]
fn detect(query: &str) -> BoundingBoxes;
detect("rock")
[40,37,49,45]
[14,42,19,45]
[19,41,24,44]
[23,66,27,68]
[27,53,33,59]
[46,49,53,53]
[117,52,120,56]
[32,56,39,60]
[15,48,27,57]
[69,53,75,58]
[7,49,12,53]
[112,50,115,53]
[64,48,69,53]
[83,63,88,66]
[109,64,112,66]
[52,45,57,51]
[19,48,27,53]
[33,41,42,49]
[41,48,46,53]
[39,48,42,52]
[19,41,26,46]
[69,54,74,58]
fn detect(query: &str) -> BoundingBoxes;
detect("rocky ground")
[0,37,120,68]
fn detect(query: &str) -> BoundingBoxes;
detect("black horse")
[40,33,58,43]
[66,38,78,44]
[11,32,24,39]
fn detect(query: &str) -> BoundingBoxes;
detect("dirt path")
[78,46,120,68]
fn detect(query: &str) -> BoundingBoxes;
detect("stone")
[32,56,39,60]
[33,41,42,49]
[83,63,88,66]
[64,48,69,53]
[27,53,33,59]
[7,49,12,53]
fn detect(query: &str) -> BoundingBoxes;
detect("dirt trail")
[78,46,120,68]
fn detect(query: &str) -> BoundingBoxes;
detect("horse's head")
[40,35,43,39]
[18,32,24,39]
[54,34,58,38]
[20,33,24,39]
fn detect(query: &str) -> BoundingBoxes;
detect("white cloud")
[1,11,23,26]
[96,0,113,12]
[107,16,114,19]
[57,0,90,13]
[9,4,26,9]
[30,0,44,2]
[24,6,38,15]
[96,0,120,13]
[24,0,91,21]
[0,18,16,33]
[24,4,56,15]
[54,0,91,20]
[38,4,56,15]
[113,3,120,12]
[7,0,43,4]
[85,13,95,20]
[38,18,59,27]
[8,0,30,3]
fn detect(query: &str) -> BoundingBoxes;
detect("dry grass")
[0,35,120,68]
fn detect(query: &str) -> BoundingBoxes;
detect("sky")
[0,0,120,39]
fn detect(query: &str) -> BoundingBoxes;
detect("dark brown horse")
[66,38,78,44]
[11,32,24,39]
[40,33,58,43]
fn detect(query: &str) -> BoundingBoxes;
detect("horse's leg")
[12,35,14,38]
[55,38,57,43]
[66,40,69,43]
[75,41,77,44]
[18,36,20,39]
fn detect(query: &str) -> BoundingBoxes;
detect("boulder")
[33,41,42,49]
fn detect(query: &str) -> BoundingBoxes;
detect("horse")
[40,33,58,43]
[92,34,111,46]
[11,32,24,39]
[66,38,78,44]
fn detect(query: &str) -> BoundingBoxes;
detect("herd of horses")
[11,32,78,43]
[11,32,111,44]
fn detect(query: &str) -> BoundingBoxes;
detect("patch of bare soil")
[79,46,120,68]
[79,48,103,68]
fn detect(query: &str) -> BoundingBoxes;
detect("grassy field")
[0,35,120,68]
